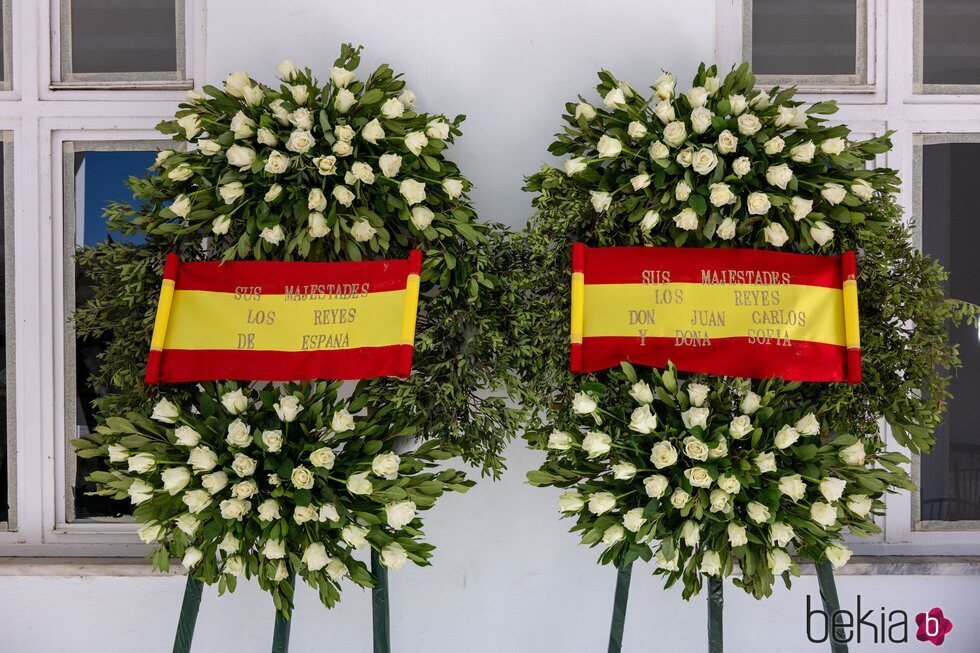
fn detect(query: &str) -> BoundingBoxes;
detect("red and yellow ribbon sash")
[145,251,422,383]
[570,244,861,383]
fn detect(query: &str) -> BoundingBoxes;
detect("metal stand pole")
[172,575,204,653]
[816,561,850,652]
[707,577,723,653]
[607,560,633,653]
[371,549,391,653]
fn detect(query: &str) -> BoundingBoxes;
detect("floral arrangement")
[76,382,470,616]
[509,62,978,600]
[528,362,911,598]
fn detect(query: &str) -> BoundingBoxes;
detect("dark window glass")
[752,0,857,77]
[71,149,153,520]
[0,145,7,524]
[69,0,178,75]
[921,141,980,522]
[922,0,980,86]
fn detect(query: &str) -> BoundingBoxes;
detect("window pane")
[68,0,178,75]
[752,0,857,77]
[0,142,8,525]
[71,148,153,520]
[923,0,980,86]
[921,141,980,522]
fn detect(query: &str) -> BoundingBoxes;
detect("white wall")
[2,1,979,651]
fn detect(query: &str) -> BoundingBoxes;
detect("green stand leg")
[271,572,296,653]
[173,575,204,653]
[707,577,723,653]
[371,549,391,653]
[816,561,849,653]
[607,560,633,653]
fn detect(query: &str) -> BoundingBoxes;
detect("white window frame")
[0,1,202,556]
[0,131,15,534]
[717,0,980,555]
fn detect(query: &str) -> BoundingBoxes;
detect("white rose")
[318,503,340,522]
[603,87,626,108]
[596,135,622,158]
[732,156,752,177]
[254,128,277,149]
[303,543,330,571]
[107,444,129,463]
[646,142,668,162]
[351,219,377,242]
[627,121,647,140]
[232,480,257,500]
[219,497,250,521]
[681,406,710,429]
[740,391,762,415]
[260,225,285,246]
[717,474,741,495]
[329,66,355,88]
[399,90,417,109]
[819,477,847,503]
[716,217,737,240]
[708,183,735,208]
[170,194,192,218]
[651,441,678,469]
[737,114,762,136]
[810,501,838,527]
[268,99,290,126]
[769,549,793,575]
[778,474,807,502]
[676,147,694,168]
[776,105,808,130]
[686,86,708,108]
[223,71,250,97]
[218,182,245,205]
[629,404,658,434]
[692,148,718,175]
[751,92,770,109]
[288,107,313,130]
[623,508,646,533]
[680,520,701,546]
[289,84,309,105]
[673,208,698,231]
[548,430,573,451]
[663,121,687,147]
[794,413,820,436]
[334,124,355,143]
[181,489,211,513]
[589,191,612,213]
[612,462,637,480]
[587,491,616,515]
[371,452,400,479]
[653,73,675,100]
[380,543,409,570]
[571,391,598,414]
[404,131,429,156]
[333,185,355,208]
[293,505,318,524]
[443,179,465,198]
[717,130,738,155]
[563,157,587,176]
[847,494,873,517]
[264,184,283,202]
[684,466,712,488]
[386,500,417,530]
[381,97,405,119]
[728,522,748,547]
[765,163,794,190]
[223,556,245,577]
[728,94,748,116]
[755,452,777,473]
[821,138,846,155]
[332,140,353,157]
[258,499,281,522]
[747,501,771,523]
[582,431,612,458]
[346,472,373,496]
[399,178,426,205]
[326,558,349,582]
[630,380,654,404]
[630,173,651,191]
[839,441,867,466]
[602,524,625,546]
[789,196,813,221]
[332,408,355,432]
[851,180,874,201]
[676,182,692,202]
[231,453,257,477]
[764,136,785,155]
[285,130,315,155]
[151,398,180,423]
[686,382,710,407]
[272,395,301,423]
[276,59,299,81]
[378,153,402,178]
[825,543,853,569]
[640,210,661,232]
[729,416,752,442]
[290,465,314,490]
[218,533,239,554]
[705,76,720,95]
[670,487,691,509]
[201,471,228,495]
[774,425,800,450]
[810,221,835,246]
[161,467,191,495]
[683,436,710,461]
[127,453,155,473]
[262,539,286,560]
[167,164,193,182]
[410,206,435,231]
[701,551,722,576]
[198,139,221,156]
[230,111,255,139]
[708,437,728,459]
[225,418,251,448]
[426,119,450,140]
[187,446,218,472]
[644,474,669,498]
[575,102,597,121]
[334,88,356,113]
[361,118,386,144]
[138,521,163,543]
[690,107,713,134]
[656,549,680,572]
[791,141,816,163]
[558,492,585,512]
[770,522,796,546]
[260,429,283,453]
[764,222,789,247]
[182,547,204,568]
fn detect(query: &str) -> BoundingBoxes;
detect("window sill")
[0,557,184,577]
[799,555,980,576]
